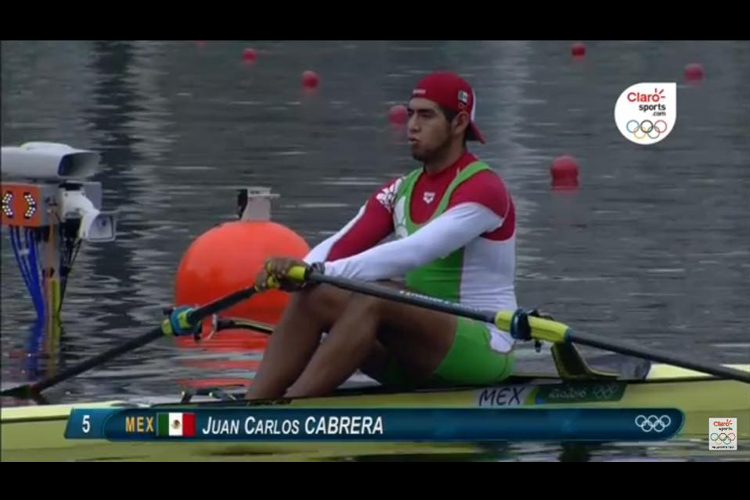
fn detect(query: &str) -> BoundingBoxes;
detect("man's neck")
[423,144,467,175]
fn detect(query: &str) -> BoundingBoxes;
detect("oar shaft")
[187,285,259,321]
[304,269,750,384]
[37,296,270,394]
[32,328,163,394]
[2,284,265,399]
[308,272,496,324]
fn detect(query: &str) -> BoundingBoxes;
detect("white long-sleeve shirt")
[303,153,518,352]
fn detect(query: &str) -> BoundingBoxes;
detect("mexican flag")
[157,412,197,437]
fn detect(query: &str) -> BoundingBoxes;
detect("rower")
[170,72,508,399]
[243,71,519,399]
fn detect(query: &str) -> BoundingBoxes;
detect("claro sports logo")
[614,83,676,145]
[708,417,738,451]
[629,88,667,110]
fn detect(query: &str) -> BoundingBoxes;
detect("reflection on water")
[342,440,750,462]
[2,40,749,460]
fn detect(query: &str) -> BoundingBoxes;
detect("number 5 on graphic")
[65,409,111,439]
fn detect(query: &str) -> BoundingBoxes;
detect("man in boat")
[250,71,518,399]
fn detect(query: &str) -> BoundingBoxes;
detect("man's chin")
[411,147,427,162]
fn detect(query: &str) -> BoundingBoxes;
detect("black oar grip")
[509,309,532,341]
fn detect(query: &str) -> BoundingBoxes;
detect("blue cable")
[26,229,49,381]
[19,227,44,321]
[22,228,38,317]
[9,227,47,370]
[25,318,45,382]
[18,227,43,320]
[26,227,46,322]
[10,227,35,302]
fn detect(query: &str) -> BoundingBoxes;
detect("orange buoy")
[175,329,270,352]
[178,378,253,390]
[180,358,263,372]
[175,220,310,325]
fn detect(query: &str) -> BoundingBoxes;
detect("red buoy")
[551,155,580,190]
[571,42,586,58]
[302,70,320,89]
[388,104,409,125]
[684,63,705,84]
[242,48,257,64]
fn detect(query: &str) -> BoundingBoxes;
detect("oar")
[1,283,268,400]
[288,267,750,384]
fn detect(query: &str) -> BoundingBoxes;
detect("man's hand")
[256,257,322,291]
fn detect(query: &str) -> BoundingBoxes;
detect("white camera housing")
[59,187,117,242]
[1,142,100,181]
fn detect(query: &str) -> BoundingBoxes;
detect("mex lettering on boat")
[477,385,531,407]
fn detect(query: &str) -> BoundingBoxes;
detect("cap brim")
[467,123,485,144]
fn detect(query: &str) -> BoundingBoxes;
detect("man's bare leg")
[245,284,350,400]
[285,292,456,398]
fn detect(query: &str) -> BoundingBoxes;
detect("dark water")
[2,41,749,461]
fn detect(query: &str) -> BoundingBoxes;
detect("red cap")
[411,72,485,143]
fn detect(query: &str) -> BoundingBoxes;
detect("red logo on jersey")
[375,178,403,213]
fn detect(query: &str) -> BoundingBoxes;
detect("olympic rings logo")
[634,414,672,433]
[710,432,736,444]
[626,119,668,140]
[592,384,619,400]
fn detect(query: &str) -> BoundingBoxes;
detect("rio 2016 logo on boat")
[614,83,677,145]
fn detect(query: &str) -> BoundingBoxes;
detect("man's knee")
[345,292,386,318]
[289,284,351,322]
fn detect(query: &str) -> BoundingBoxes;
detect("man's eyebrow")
[408,107,437,114]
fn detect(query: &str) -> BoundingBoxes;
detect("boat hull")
[3,375,748,461]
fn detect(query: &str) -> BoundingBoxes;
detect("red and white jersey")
[304,152,517,352]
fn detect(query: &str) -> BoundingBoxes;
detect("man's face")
[407,98,455,162]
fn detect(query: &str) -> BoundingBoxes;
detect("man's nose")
[408,115,419,131]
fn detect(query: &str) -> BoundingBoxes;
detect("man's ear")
[453,111,471,136]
